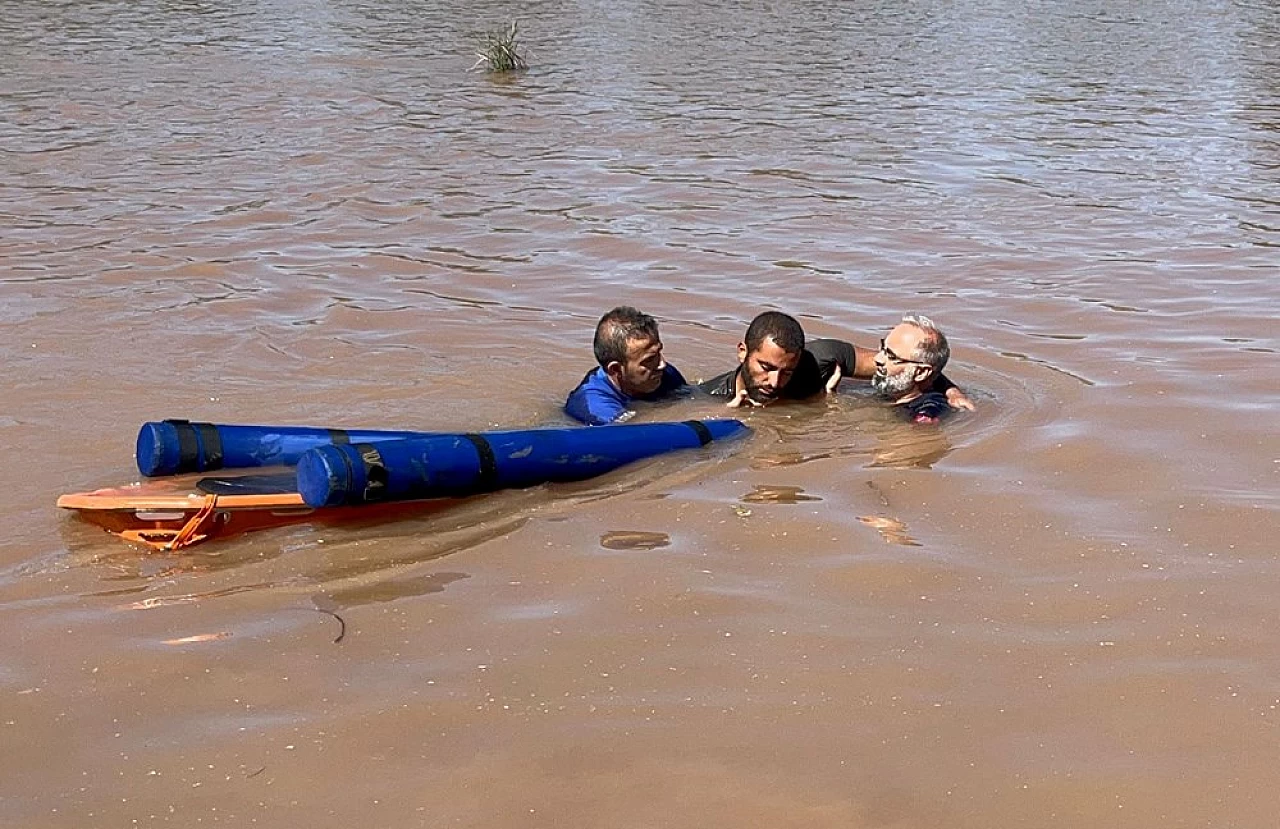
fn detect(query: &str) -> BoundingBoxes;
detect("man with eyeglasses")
[869,314,964,423]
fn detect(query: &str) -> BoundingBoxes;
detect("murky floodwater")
[2,0,1277,826]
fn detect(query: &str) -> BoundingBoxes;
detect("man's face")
[612,335,666,396]
[872,324,929,400]
[737,336,801,404]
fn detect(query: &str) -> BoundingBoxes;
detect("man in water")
[564,306,688,425]
[698,310,972,411]
[871,314,959,423]
[696,311,854,405]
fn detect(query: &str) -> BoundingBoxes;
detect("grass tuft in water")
[472,21,528,73]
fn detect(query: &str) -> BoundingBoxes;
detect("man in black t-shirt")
[697,312,833,405]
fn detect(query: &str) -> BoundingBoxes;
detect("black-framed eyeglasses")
[879,338,929,366]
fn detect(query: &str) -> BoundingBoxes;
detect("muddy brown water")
[2,1,1278,826]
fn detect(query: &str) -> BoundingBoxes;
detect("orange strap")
[120,494,219,552]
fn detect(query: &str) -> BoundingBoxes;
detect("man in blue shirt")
[564,307,688,425]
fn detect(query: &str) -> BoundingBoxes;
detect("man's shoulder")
[564,367,627,425]
[697,369,738,397]
[806,338,856,366]
[657,363,687,393]
[779,340,856,400]
[903,392,953,424]
[568,366,611,396]
[781,349,825,399]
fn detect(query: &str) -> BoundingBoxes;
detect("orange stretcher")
[56,473,444,552]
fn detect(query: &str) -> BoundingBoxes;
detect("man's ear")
[737,342,748,365]
[605,360,625,383]
[913,364,934,384]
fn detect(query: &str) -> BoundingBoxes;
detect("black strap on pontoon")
[353,442,388,502]
[163,419,224,473]
[462,433,499,491]
[327,429,350,445]
[194,421,223,471]
[165,418,199,473]
[683,420,713,446]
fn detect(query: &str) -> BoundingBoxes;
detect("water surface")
[2,1,1277,826]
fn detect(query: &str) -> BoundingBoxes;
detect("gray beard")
[871,369,916,400]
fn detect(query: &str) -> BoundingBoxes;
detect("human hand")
[824,363,843,394]
[945,387,976,412]
[725,388,761,408]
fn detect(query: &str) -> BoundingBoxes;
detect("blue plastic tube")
[136,420,440,477]
[295,419,750,508]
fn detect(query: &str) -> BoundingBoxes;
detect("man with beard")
[698,311,971,413]
[695,311,847,405]
[870,314,959,423]
[565,306,688,425]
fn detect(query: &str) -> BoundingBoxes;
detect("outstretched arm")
[850,343,879,379]
[808,339,867,388]
[816,339,879,381]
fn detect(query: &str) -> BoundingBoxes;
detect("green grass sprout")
[472,21,528,73]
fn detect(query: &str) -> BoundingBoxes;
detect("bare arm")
[850,343,879,379]
[933,373,976,411]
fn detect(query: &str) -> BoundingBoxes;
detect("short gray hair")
[901,314,949,372]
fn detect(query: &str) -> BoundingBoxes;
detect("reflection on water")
[740,485,822,505]
[751,449,835,468]
[161,631,233,645]
[117,581,277,610]
[742,392,963,470]
[599,530,671,550]
[858,515,922,547]
[999,351,1096,386]
[866,424,954,470]
[316,571,469,608]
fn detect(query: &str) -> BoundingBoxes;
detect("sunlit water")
[2,1,1277,826]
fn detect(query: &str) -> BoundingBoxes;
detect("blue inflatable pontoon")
[296,419,749,507]
[137,420,443,477]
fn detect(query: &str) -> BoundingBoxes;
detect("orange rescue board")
[57,475,448,551]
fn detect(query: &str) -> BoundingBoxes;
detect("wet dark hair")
[744,311,805,355]
[593,306,660,368]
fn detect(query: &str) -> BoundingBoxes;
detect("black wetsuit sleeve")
[782,339,855,399]
[806,339,856,381]
[697,370,737,396]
